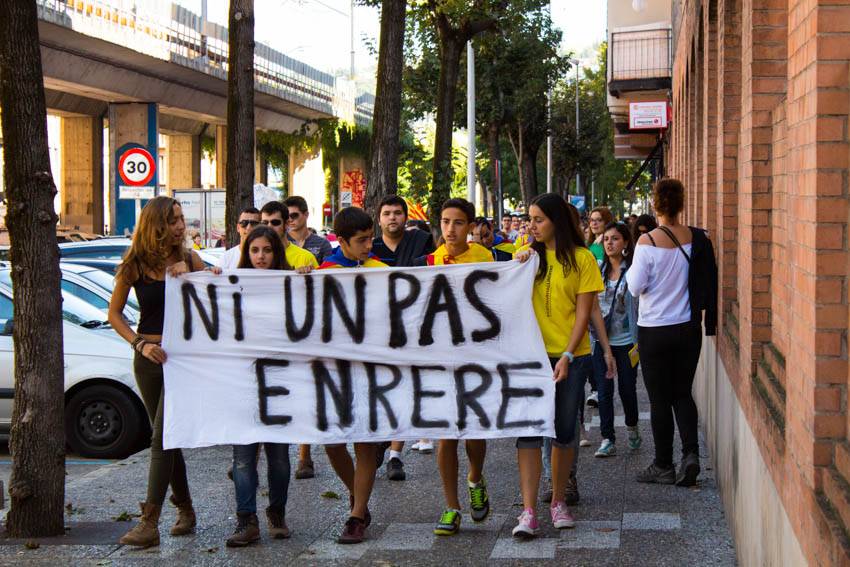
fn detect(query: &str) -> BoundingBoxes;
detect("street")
[0,379,736,566]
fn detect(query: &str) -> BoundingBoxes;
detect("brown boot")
[266,507,291,539]
[226,513,260,547]
[169,495,197,536]
[119,502,162,548]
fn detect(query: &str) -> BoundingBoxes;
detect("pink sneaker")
[550,500,576,529]
[511,508,539,538]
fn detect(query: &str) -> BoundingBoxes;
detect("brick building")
[606,0,850,564]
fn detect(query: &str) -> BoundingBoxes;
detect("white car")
[0,281,148,458]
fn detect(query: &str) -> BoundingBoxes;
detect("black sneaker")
[636,463,676,484]
[386,457,406,481]
[676,453,701,487]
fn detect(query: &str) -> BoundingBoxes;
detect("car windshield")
[0,271,110,328]
[78,269,140,311]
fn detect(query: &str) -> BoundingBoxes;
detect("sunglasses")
[261,219,285,227]
[288,212,302,220]
[238,219,260,228]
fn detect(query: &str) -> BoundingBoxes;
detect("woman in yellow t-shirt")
[511,193,604,539]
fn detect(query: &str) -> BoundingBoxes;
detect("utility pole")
[546,0,553,193]
[467,41,476,208]
[350,0,355,79]
[574,59,581,197]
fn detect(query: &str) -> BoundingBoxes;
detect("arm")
[553,292,595,382]
[590,297,617,379]
[108,273,166,364]
[625,238,651,296]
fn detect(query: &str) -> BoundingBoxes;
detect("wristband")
[562,351,575,363]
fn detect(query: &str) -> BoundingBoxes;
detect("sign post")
[115,143,157,235]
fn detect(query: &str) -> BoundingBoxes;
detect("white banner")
[162,259,554,448]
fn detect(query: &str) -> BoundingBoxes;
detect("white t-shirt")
[626,243,692,327]
[217,245,242,270]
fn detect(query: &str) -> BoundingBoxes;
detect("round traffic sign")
[118,147,156,187]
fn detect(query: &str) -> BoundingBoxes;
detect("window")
[61,280,109,312]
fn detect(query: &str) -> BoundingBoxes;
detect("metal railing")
[36,0,373,121]
[610,28,672,82]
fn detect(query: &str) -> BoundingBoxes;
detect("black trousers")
[637,321,702,468]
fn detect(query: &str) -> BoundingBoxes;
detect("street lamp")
[568,58,581,200]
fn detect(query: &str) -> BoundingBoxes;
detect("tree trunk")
[486,122,501,219]
[364,0,407,218]
[428,33,463,228]
[520,145,539,206]
[0,0,66,537]
[226,0,255,248]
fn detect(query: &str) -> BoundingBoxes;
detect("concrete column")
[338,154,366,208]
[215,124,227,189]
[288,146,325,229]
[166,134,201,192]
[108,102,158,235]
[60,115,104,233]
[255,153,268,186]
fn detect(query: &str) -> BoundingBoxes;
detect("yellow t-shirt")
[285,243,319,269]
[426,242,494,265]
[517,245,603,357]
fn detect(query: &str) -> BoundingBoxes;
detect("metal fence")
[36,0,371,120]
[610,28,672,82]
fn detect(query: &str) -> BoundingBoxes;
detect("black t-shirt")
[373,229,435,267]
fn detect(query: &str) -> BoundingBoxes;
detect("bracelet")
[561,351,575,363]
[130,336,144,351]
[134,338,149,353]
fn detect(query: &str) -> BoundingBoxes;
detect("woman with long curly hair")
[108,196,208,548]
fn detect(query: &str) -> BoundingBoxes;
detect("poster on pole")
[161,259,554,448]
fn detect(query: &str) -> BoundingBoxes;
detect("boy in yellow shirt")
[414,198,493,536]
[319,207,388,545]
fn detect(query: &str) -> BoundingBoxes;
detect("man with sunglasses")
[217,207,261,270]
[283,196,333,264]
[261,200,319,271]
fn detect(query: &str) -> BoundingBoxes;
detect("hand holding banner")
[161,259,554,448]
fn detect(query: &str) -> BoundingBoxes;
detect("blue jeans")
[232,443,291,516]
[593,343,639,443]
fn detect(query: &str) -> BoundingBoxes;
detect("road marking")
[559,521,621,549]
[491,537,559,559]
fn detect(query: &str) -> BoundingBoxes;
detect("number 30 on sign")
[118,147,156,186]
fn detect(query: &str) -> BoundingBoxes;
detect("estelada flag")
[404,198,428,221]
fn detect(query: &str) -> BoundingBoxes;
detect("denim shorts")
[516,355,592,449]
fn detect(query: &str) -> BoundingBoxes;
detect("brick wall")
[668,0,850,563]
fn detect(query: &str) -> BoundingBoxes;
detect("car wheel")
[65,384,144,459]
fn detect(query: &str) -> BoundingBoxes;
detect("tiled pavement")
[0,379,737,566]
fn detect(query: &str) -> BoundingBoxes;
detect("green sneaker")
[628,426,642,450]
[468,476,490,522]
[434,509,461,536]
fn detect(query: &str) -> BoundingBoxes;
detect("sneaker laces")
[469,481,487,509]
[439,509,458,525]
[517,509,535,524]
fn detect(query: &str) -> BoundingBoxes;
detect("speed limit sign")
[118,147,156,186]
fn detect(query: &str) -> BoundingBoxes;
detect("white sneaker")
[586,391,599,408]
[579,429,591,447]
[411,441,421,451]
[418,440,434,454]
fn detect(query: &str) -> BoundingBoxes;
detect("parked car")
[0,280,148,458]
[59,262,140,315]
[58,238,132,261]
[59,257,122,275]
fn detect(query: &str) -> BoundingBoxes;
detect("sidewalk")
[0,379,737,566]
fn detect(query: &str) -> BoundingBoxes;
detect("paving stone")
[490,536,558,559]
[622,512,682,530]
[558,521,621,549]
[373,523,435,550]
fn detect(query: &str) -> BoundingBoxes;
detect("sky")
[175,0,607,89]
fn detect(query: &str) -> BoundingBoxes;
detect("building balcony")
[608,25,672,97]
